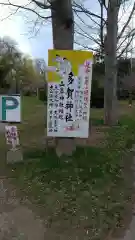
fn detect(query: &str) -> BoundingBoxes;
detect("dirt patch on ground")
[76,126,109,147]
[0,178,45,240]
[45,125,108,149]
[108,151,135,240]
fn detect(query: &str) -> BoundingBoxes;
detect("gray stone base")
[6,149,23,164]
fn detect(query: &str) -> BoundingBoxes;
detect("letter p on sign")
[1,95,21,122]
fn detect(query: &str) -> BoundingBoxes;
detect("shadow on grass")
[90,118,104,126]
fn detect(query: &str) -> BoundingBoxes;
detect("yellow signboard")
[48,49,93,83]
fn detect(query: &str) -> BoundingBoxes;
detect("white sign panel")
[47,59,93,138]
[5,125,19,149]
[0,95,21,122]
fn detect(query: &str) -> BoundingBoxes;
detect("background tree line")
[0,36,45,95]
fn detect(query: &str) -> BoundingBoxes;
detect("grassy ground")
[2,97,135,239]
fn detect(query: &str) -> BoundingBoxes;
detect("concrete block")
[6,149,23,164]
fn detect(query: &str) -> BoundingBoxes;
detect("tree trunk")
[104,0,119,125]
[51,0,74,49]
[51,0,76,156]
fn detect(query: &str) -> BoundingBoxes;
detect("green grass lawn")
[4,97,135,240]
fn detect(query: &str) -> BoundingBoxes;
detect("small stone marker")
[7,148,23,164]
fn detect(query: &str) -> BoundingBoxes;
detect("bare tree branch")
[117,27,135,51]
[74,9,100,27]
[75,27,100,45]
[117,2,135,41]
[118,34,134,58]
[75,22,102,47]
[0,1,51,19]
[74,0,135,57]
[32,0,50,9]
[0,6,19,21]
[74,40,99,52]
[73,2,106,23]
[97,0,107,9]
